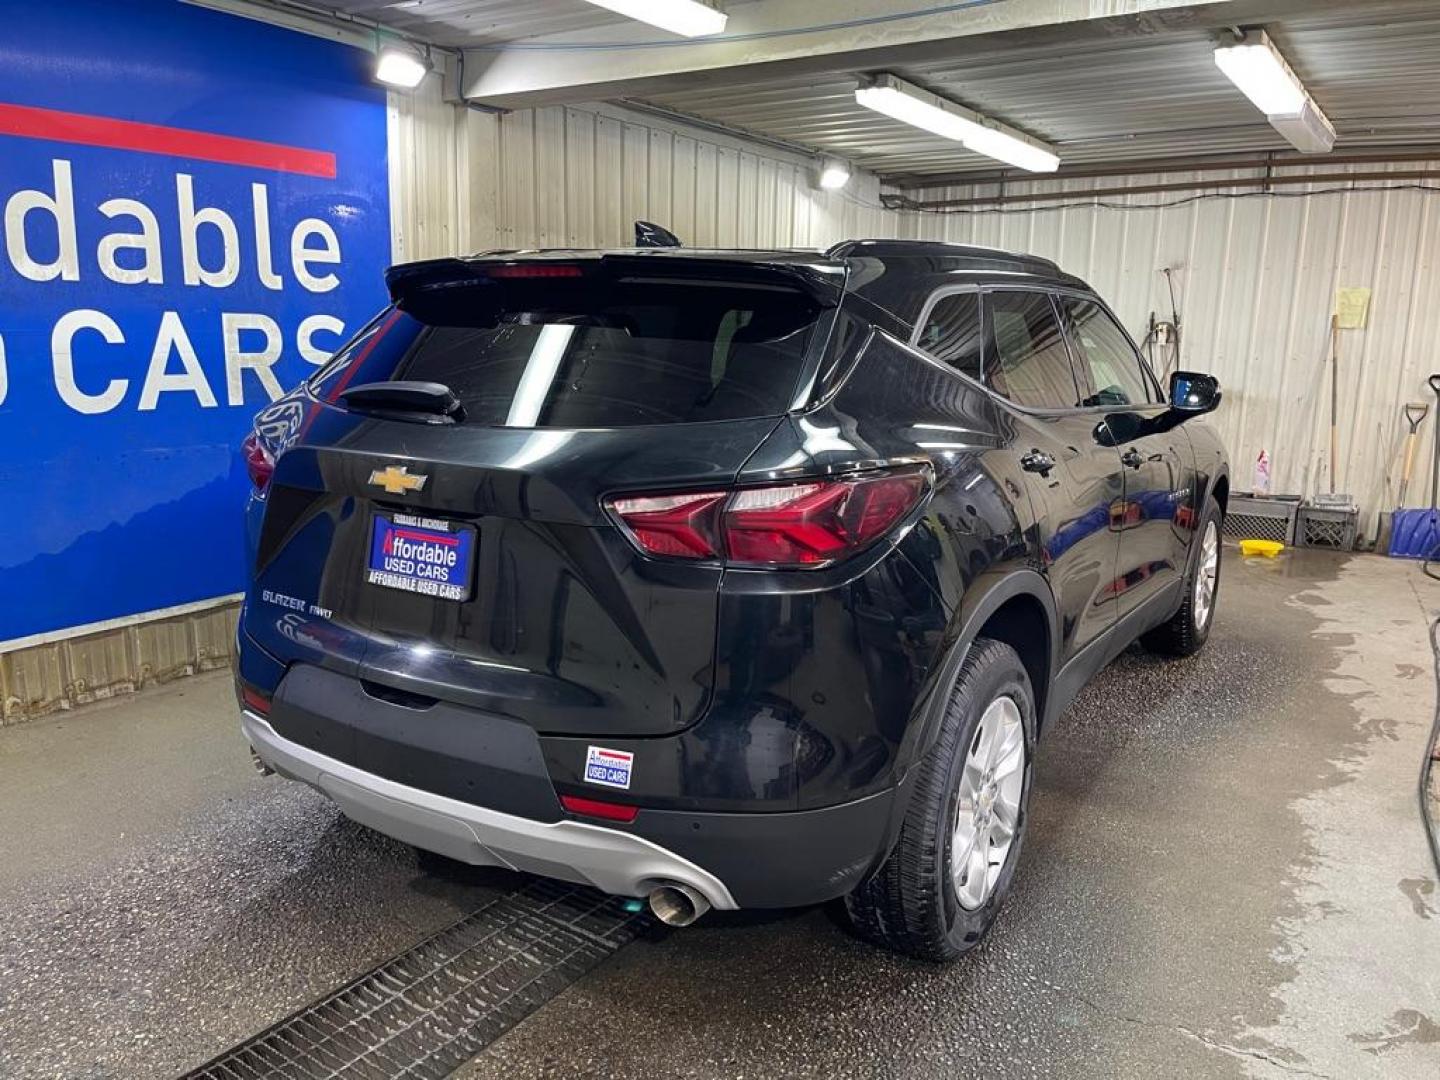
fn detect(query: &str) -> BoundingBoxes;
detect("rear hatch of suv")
[242,254,842,738]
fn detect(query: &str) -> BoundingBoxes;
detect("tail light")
[560,794,638,823]
[607,467,928,569]
[240,685,272,715]
[486,264,584,279]
[241,431,275,492]
[604,491,728,559]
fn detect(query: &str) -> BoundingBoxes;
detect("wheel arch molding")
[897,569,1059,778]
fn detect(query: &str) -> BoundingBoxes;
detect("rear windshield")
[310,275,823,427]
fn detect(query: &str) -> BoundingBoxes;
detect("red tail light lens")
[241,432,275,492]
[560,794,639,823]
[486,264,584,279]
[240,686,272,716]
[607,491,727,558]
[606,468,928,569]
[726,471,927,566]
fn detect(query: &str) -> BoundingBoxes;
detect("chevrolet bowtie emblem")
[369,465,428,495]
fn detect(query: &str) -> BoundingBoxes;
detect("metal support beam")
[887,167,1440,210]
[882,147,1440,189]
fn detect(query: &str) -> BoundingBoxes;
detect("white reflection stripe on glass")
[505,324,576,427]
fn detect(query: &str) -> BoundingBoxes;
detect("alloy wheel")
[1194,519,1219,630]
[951,695,1026,910]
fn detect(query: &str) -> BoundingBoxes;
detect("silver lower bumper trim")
[241,712,737,910]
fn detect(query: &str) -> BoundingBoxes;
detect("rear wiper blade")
[338,381,465,423]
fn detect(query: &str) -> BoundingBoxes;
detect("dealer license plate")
[366,513,476,601]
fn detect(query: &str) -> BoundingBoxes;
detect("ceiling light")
[581,0,727,38]
[1214,31,1305,115]
[375,46,430,89]
[818,159,852,190]
[855,81,983,144]
[1214,29,1335,153]
[962,125,1061,174]
[1269,100,1336,154]
[854,74,1059,173]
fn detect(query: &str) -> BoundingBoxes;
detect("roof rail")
[825,239,1061,271]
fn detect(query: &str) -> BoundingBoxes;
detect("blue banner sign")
[0,0,391,642]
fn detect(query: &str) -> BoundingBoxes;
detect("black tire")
[844,638,1036,962]
[1140,500,1222,658]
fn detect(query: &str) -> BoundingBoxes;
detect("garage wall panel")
[390,85,891,258]
[903,164,1440,532]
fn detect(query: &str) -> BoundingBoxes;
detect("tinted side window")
[987,291,1080,409]
[1062,298,1155,407]
[916,291,983,380]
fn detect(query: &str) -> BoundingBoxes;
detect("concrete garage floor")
[2,549,1437,1078]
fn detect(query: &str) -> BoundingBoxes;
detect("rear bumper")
[243,710,740,910]
[243,701,908,909]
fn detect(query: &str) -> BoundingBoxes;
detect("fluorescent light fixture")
[1214,29,1335,153]
[855,80,983,144]
[1214,31,1305,115]
[375,46,430,89]
[854,74,1060,173]
[963,125,1062,174]
[1269,99,1336,154]
[581,0,727,38]
[818,159,852,190]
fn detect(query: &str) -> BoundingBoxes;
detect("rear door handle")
[1120,448,1144,470]
[1020,449,1056,476]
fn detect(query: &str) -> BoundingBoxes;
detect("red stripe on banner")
[0,102,336,178]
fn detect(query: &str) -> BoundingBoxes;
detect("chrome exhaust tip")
[250,746,275,776]
[648,883,711,927]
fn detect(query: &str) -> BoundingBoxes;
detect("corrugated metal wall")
[389,80,891,261]
[896,165,1440,534]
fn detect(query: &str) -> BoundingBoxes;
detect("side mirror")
[1169,371,1221,414]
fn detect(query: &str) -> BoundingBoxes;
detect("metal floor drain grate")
[182,879,648,1079]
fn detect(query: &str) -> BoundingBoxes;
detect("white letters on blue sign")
[4,160,349,294]
[98,196,164,285]
[140,311,217,410]
[52,308,127,414]
[223,312,284,405]
[2,158,359,413]
[5,159,80,281]
[1,0,392,645]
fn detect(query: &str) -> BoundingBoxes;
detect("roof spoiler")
[385,253,846,306]
[384,257,484,302]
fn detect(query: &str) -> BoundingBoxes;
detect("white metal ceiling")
[323,0,1440,179]
[320,0,627,46]
[634,2,1440,180]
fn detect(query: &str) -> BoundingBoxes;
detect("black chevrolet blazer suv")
[235,238,1228,961]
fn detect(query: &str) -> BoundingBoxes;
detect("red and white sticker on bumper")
[584,745,634,790]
